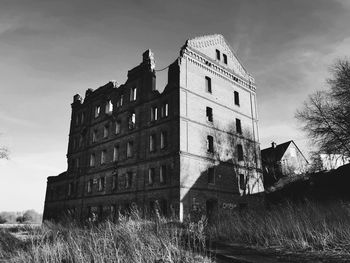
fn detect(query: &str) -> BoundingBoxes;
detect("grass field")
[2,200,350,262]
[209,200,350,255]
[0,213,212,263]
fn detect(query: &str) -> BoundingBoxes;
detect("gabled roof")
[261,141,293,162]
[182,34,253,81]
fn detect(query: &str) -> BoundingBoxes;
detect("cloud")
[0,113,37,127]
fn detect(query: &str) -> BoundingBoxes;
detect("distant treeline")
[0,210,42,224]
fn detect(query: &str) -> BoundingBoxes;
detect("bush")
[0,215,6,224]
[0,212,18,224]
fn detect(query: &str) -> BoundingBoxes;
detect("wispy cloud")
[0,112,37,127]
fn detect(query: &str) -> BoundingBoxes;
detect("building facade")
[43,34,263,222]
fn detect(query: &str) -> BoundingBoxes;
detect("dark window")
[68,182,73,196]
[98,177,105,191]
[117,94,123,107]
[115,120,121,134]
[126,172,133,188]
[206,107,213,122]
[223,54,228,64]
[113,146,119,161]
[78,135,83,147]
[148,168,155,185]
[207,135,214,153]
[237,144,244,161]
[216,49,221,60]
[101,150,107,164]
[151,106,158,121]
[112,174,117,190]
[208,168,215,184]
[103,125,109,138]
[160,165,167,184]
[160,131,168,149]
[94,105,100,118]
[149,134,156,152]
[161,103,169,118]
[239,174,246,190]
[128,112,136,130]
[105,100,113,114]
[130,87,137,101]
[127,141,133,158]
[234,91,240,106]
[87,179,93,193]
[92,130,97,143]
[90,153,95,167]
[236,118,242,134]
[205,76,212,93]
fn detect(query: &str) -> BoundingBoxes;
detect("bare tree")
[296,59,350,157]
[0,133,9,160]
[211,123,263,195]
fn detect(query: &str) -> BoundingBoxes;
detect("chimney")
[85,88,94,98]
[142,49,155,70]
[271,142,277,149]
[73,94,82,104]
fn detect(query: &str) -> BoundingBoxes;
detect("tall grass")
[1,212,212,263]
[209,200,350,253]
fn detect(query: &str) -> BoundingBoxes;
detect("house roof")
[261,141,293,162]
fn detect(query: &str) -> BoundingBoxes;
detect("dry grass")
[209,200,350,254]
[0,213,212,263]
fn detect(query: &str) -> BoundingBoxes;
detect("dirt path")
[210,242,350,263]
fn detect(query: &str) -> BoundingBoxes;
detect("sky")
[0,0,350,213]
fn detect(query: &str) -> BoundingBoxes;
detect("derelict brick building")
[43,34,263,222]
